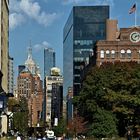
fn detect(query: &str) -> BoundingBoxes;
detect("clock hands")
[130,32,140,43]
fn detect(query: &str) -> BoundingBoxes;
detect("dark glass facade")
[18,65,25,75]
[51,83,63,126]
[44,48,55,77]
[63,6,109,97]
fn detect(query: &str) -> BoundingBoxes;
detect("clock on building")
[130,31,140,43]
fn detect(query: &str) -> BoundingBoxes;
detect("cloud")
[9,13,25,29]
[62,0,114,6]
[33,41,51,52]
[9,0,59,30]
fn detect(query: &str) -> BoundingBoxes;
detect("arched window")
[100,50,104,58]
[127,49,131,58]
[120,49,125,58]
[111,50,115,58]
[106,50,110,58]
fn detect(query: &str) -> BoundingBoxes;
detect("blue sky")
[9,0,140,81]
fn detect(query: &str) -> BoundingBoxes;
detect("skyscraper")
[63,6,109,120]
[44,48,55,77]
[44,67,63,127]
[63,6,109,97]
[18,65,25,75]
[17,47,43,127]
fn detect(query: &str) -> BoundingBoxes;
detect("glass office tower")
[63,6,109,119]
[43,48,55,121]
[44,48,55,77]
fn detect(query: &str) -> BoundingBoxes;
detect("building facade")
[0,0,9,134]
[44,48,55,77]
[63,6,109,98]
[17,47,43,127]
[8,56,14,93]
[96,20,140,65]
[17,69,43,127]
[45,67,63,128]
[63,6,109,120]
[43,47,55,123]
[0,0,9,92]
[18,65,26,75]
[51,83,63,126]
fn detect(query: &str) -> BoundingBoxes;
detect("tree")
[74,62,140,137]
[67,110,87,137]
[53,118,67,137]
[89,108,117,138]
[7,98,18,111]
[13,97,29,135]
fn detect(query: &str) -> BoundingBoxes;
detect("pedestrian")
[126,129,132,140]
[136,128,140,140]
[17,134,21,140]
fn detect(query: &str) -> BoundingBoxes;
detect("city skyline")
[9,0,140,81]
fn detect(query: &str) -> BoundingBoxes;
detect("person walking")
[136,128,140,140]
[17,134,21,140]
[126,129,132,140]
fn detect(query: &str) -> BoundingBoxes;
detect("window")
[138,51,140,64]
[138,50,140,58]
[100,50,104,58]
[106,50,110,58]
[120,50,125,58]
[74,57,84,62]
[127,49,131,59]
[111,50,115,58]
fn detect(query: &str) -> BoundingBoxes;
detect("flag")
[129,4,136,14]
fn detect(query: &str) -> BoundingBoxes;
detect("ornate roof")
[24,44,41,78]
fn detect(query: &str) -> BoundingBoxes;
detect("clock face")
[130,32,140,43]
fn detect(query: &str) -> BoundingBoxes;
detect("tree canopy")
[13,97,29,135]
[74,62,140,137]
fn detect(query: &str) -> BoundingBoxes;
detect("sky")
[9,0,140,81]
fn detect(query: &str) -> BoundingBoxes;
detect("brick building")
[96,19,140,65]
[17,46,43,127]
[17,69,43,127]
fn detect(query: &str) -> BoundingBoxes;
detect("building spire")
[28,40,32,60]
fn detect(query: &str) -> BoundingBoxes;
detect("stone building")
[0,0,9,92]
[45,67,63,128]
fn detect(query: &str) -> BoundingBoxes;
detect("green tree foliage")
[89,108,117,138]
[74,62,140,137]
[53,118,67,137]
[13,97,29,134]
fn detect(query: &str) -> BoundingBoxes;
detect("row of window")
[74,57,89,63]
[47,77,63,81]
[74,40,93,46]
[100,49,136,59]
